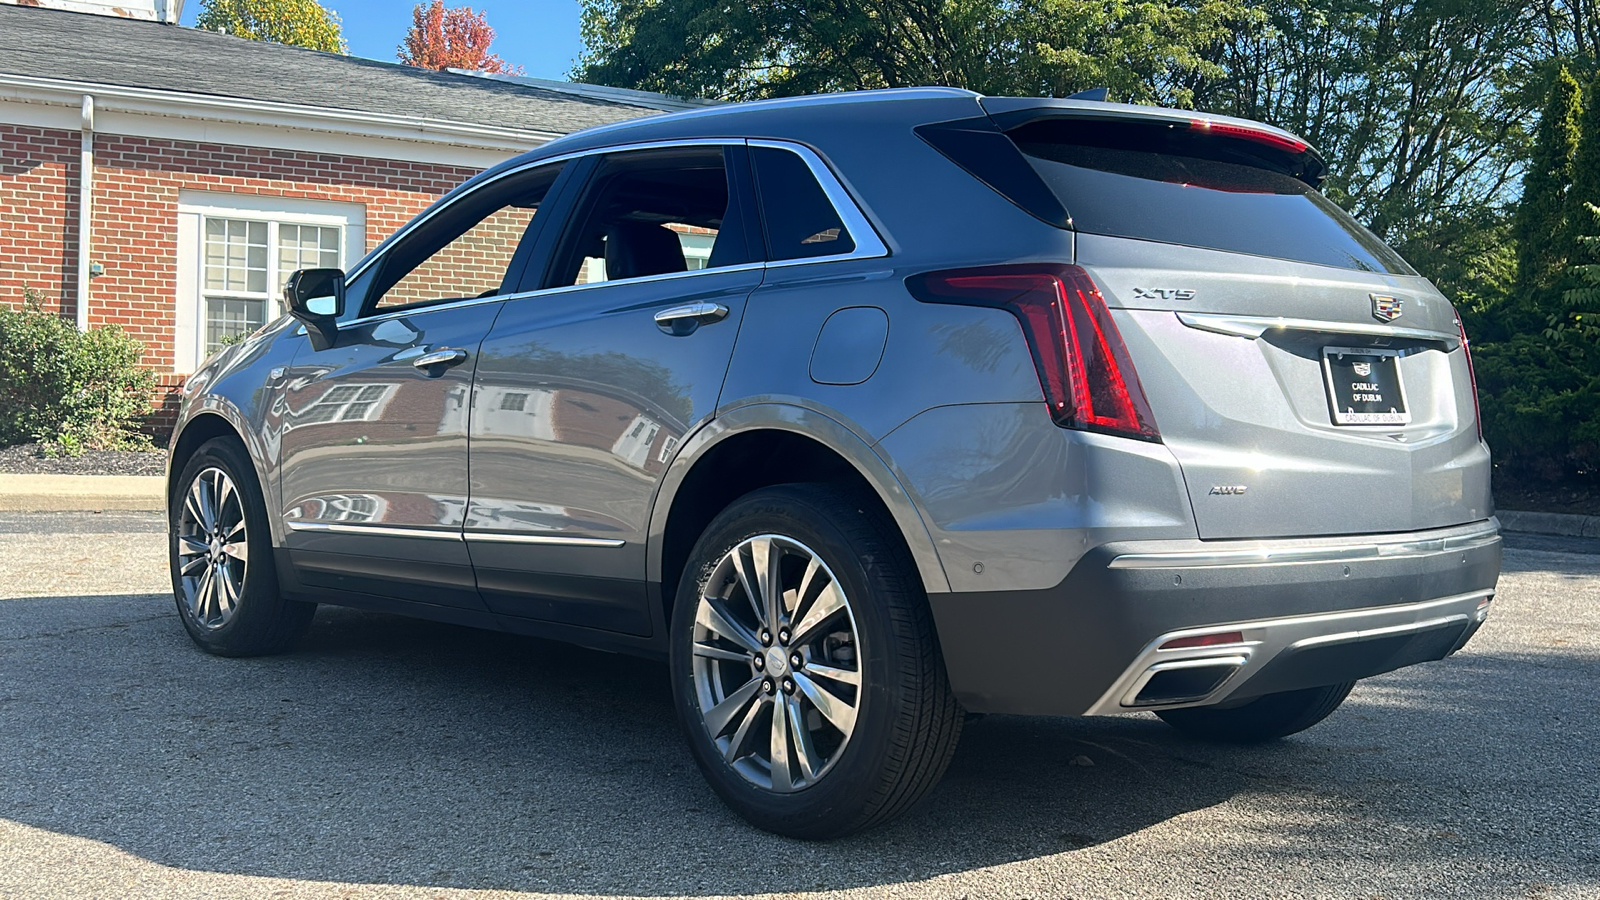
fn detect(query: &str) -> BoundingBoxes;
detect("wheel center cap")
[765,646,789,676]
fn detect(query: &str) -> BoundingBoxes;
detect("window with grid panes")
[294,383,396,425]
[201,218,342,353]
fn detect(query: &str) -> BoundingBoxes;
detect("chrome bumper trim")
[1106,522,1500,570]
[1083,590,1494,716]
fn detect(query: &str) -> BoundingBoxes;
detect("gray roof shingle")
[0,4,660,135]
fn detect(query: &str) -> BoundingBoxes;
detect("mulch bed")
[0,443,166,477]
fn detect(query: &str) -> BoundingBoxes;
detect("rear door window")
[543,145,756,288]
[1008,118,1413,274]
[750,146,856,261]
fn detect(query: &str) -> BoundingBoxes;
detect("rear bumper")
[927,518,1502,716]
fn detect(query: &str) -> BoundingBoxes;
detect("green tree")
[575,0,1255,105]
[196,0,346,54]
[1196,0,1535,309]
[1550,72,1600,348]
[1563,71,1600,266]
[1511,65,1582,310]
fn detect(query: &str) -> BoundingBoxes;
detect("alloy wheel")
[175,466,249,629]
[690,534,862,792]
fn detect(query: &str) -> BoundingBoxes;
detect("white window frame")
[175,192,365,374]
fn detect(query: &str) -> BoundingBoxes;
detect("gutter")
[0,73,564,151]
[76,93,93,331]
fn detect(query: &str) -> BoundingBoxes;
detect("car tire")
[169,437,315,657]
[1155,681,1355,743]
[669,483,963,839]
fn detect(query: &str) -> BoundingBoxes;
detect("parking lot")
[0,511,1595,899]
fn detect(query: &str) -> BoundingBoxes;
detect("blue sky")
[181,0,586,80]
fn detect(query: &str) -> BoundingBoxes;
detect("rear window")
[1008,119,1413,275]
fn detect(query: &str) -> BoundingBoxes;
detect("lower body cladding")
[927,519,1502,716]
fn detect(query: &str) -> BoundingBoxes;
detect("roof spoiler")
[978,97,1327,187]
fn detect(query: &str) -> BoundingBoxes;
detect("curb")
[0,473,164,512]
[1496,509,1600,539]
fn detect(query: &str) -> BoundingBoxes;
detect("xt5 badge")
[1132,287,1196,302]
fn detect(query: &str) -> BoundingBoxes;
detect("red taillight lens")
[1188,118,1309,154]
[907,264,1160,441]
[1455,310,1483,442]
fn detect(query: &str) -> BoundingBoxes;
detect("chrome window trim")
[334,137,889,329]
[464,531,626,548]
[747,138,890,263]
[337,262,769,329]
[1178,311,1460,349]
[341,137,747,296]
[285,519,627,548]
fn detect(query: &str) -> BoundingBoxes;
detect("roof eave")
[0,72,563,150]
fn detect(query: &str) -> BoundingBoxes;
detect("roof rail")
[447,70,720,112]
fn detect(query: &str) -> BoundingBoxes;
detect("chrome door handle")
[654,302,729,334]
[411,348,467,370]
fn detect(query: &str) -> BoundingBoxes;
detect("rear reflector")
[1160,631,1245,650]
[1189,118,1309,154]
[906,264,1160,441]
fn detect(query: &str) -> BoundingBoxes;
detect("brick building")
[0,0,690,431]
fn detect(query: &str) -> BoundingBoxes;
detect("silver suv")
[166,88,1501,839]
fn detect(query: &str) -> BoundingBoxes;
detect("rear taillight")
[1455,310,1483,442]
[907,264,1160,441]
[1188,118,1309,154]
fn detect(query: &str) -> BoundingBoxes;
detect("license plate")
[1322,346,1409,426]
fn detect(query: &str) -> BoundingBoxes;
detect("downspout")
[76,94,93,332]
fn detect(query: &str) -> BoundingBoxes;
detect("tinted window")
[1010,121,1412,274]
[750,147,855,261]
[547,146,754,287]
[363,163,564,314]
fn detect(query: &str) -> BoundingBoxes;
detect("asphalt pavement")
[1,512,1596,899]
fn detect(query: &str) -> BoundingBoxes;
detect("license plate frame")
[1321,346,1410,426]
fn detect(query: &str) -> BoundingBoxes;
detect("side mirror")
[284,268,344,351]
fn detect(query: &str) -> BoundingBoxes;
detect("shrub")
[1473,331,1600,484]
[0,289,156,454]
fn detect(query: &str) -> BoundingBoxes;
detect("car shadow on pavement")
[0,591,1591,895]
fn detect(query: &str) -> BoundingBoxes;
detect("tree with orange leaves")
[397,1,523,74]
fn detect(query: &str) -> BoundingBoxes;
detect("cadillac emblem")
[1371,294,1403,322]
[1353,361,1372,377]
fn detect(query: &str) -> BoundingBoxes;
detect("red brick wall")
[0,125,488,437]
[0,125,79,312]
[90,134,480,365]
